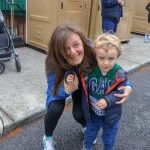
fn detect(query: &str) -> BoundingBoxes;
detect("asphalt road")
[0,65,150,150]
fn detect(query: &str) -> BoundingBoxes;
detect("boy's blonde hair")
[94,33,122,58]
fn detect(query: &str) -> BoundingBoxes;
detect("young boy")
[83,34,130,150]
[65,34,131,150]
[144,2,150,42]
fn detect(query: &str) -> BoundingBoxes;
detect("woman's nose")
[69,47,76,54]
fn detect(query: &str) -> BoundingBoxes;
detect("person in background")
[101,0,125,33]
[144,2,150,43]
[43,21,131,150]
[82,33,131,150]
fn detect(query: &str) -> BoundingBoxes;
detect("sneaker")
[43,135,56,150]
[148,36,150,42]
[93,139,97,144]
[144,36,149,43]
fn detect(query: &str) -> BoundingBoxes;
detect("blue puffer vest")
[101,0,123,23]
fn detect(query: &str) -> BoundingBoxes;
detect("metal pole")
[11,0,14,36]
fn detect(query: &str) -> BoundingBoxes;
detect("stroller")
[0,10,21,74]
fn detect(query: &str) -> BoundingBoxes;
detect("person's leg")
[148,14,150,41]
[102,122,119,150]
[43,100,65,150]
[148,14,150,34]
[84,111,102,150]
[148,23,150,34]
[72,89,87,127]
[144,14,150,42]
[44,100,65,136]
[113,23,118,33]
[148,23,150,42]
[102,18,116,34]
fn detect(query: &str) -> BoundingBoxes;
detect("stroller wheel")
[0,63,5,74]
[15,57,21,72]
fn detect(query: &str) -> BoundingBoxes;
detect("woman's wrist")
[64,88,73,95]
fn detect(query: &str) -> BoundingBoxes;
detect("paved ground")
[0,34,150,135]
[1,64,150,150]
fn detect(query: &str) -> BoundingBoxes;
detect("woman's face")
[65,33,84,66]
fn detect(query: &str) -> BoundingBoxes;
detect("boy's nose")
[103,59,109,64]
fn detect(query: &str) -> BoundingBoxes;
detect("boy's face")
[95,48,119,75]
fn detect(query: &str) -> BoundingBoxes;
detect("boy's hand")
[96,98,107,110]
[64,73,78,94]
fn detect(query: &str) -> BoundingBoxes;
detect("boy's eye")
[109,57,115,60]
[98,57,116,62]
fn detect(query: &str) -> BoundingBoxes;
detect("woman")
[43,21,131,150]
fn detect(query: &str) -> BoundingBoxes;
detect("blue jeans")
[84,111,119,150]
[148,14,150,23]
[102,18,118,33]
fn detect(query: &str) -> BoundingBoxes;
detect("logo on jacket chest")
[89,77,111,94]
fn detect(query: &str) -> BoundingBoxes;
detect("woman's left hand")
[114,86,131,104]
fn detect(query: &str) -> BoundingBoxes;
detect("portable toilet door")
[131,0,149,34]
[116,0,135,42]
[58,0,92,37]
[27,0,59,51]
[88,0,102,42]
[27,0,92,51]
